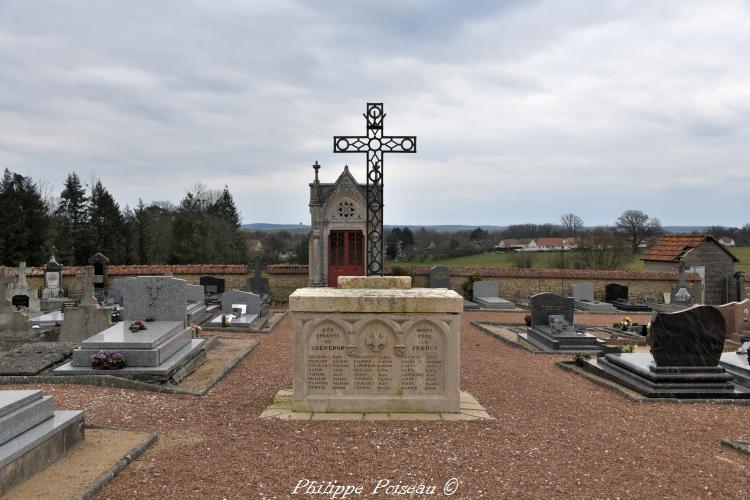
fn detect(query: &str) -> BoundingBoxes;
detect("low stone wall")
[267,265,709,304]
[12,263,747,305]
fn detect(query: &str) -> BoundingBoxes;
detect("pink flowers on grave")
[91,351,127,370]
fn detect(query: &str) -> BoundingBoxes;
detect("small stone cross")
[80,266,98,307]
[17,262,28,289]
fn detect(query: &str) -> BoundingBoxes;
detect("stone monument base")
[574,300,617,313]
[583,353,750,398]
[53,321,206,383]
[0,390,84,497]
[474,297,515,310]
[290,276,462,414]
[521,326,618,353]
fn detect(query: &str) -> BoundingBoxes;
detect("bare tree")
[560,213,584,237]
[615,210,663,253]
[574,228,627,269]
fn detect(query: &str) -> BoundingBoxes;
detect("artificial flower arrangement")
[191,323,203,337]
[128,320,147,332]
[613,316,638,331]
[91,351,127,370]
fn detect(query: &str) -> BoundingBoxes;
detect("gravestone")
[0,390,85,496]
[118,276,187,322]
[221,289,261,315]
[290,276,461,413]
[605,284,629,303]
[584,306,750,398]
[88,253,110,300]
[60,267,111,344]
[186,284,205,305]
[199,276,225,295]
[714,299,750,346]
[429,266,451,289]
[671,262,693,306]
[7,262,40,313]
[604,283,652,312]
[570,282,616,312]
[530,293,574,328]
[42,253,63,299]
[250,260,269,295]
[472,280,514,310]
[55,276,206,382]
[571,283,595,302]
[520,293,614,353]
[0,267,31,332]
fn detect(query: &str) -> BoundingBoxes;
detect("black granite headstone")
[199,276,225,295]
[530,293,574,328]
[429,266,451,289]
[605,283,628,303]
[250,260,269,295]
[650,306,725,367]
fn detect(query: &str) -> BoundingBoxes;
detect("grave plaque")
[428,266,451,289]
[291,278,461,413]
[530,293,574,328]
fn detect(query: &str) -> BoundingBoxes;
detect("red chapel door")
[328,230,365,287]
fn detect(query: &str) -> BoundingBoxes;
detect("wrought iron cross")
[334,103,416,276]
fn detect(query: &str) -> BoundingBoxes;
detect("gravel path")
[8,311,750,498]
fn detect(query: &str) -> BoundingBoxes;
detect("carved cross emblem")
[146,281,164,310]
[366,331,386,352]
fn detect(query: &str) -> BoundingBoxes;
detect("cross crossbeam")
[333,103,416,276]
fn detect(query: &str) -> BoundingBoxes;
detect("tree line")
[0,169,247,266]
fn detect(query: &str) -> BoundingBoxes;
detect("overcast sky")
[1,1,749,227]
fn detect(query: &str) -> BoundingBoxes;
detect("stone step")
[71,327,192,367]
[0,395,54,447]
[0,390,42,419]
[0,411,83,484]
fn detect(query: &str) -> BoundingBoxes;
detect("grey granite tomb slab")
[80,321,184,350]
[186,284,205,305]
[221,289,261,315]
[0,395,54,447]
[571,282,616,312]
[118,276,187,322]
[0,390,43,419]
[72,327,191,367]
[472,280,514,309]
[570,283,594,302]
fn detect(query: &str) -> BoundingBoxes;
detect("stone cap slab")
[0,390,42,419]
[80,321,184,349]
[337,276,412,289]
[289,287,463,313]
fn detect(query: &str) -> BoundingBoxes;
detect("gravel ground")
[7,310,750,499]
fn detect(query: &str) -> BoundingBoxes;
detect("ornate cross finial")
[312,161,320,183]
[334,103,417,276]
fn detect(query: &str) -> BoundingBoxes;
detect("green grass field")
[388,247,750,271]
[730,246,750,272]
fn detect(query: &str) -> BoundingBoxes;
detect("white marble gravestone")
[290,276,462,413]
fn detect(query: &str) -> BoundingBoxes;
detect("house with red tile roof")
[641,234,739,304]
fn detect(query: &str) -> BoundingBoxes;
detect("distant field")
[388,251,645,270]
[389,247,750,272]
[731,247,750,272]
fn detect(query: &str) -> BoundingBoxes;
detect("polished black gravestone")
[604,283,652,312]
[199,276,225,304]
[429,265,451,289]
[584,306,750,398]
[519,293,617,353]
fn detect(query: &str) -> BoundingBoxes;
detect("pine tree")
[210,186,241,228]
[54,172,90,265]
[89,180,125,262]
[0,169,50,265]
[132,199,153,264]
